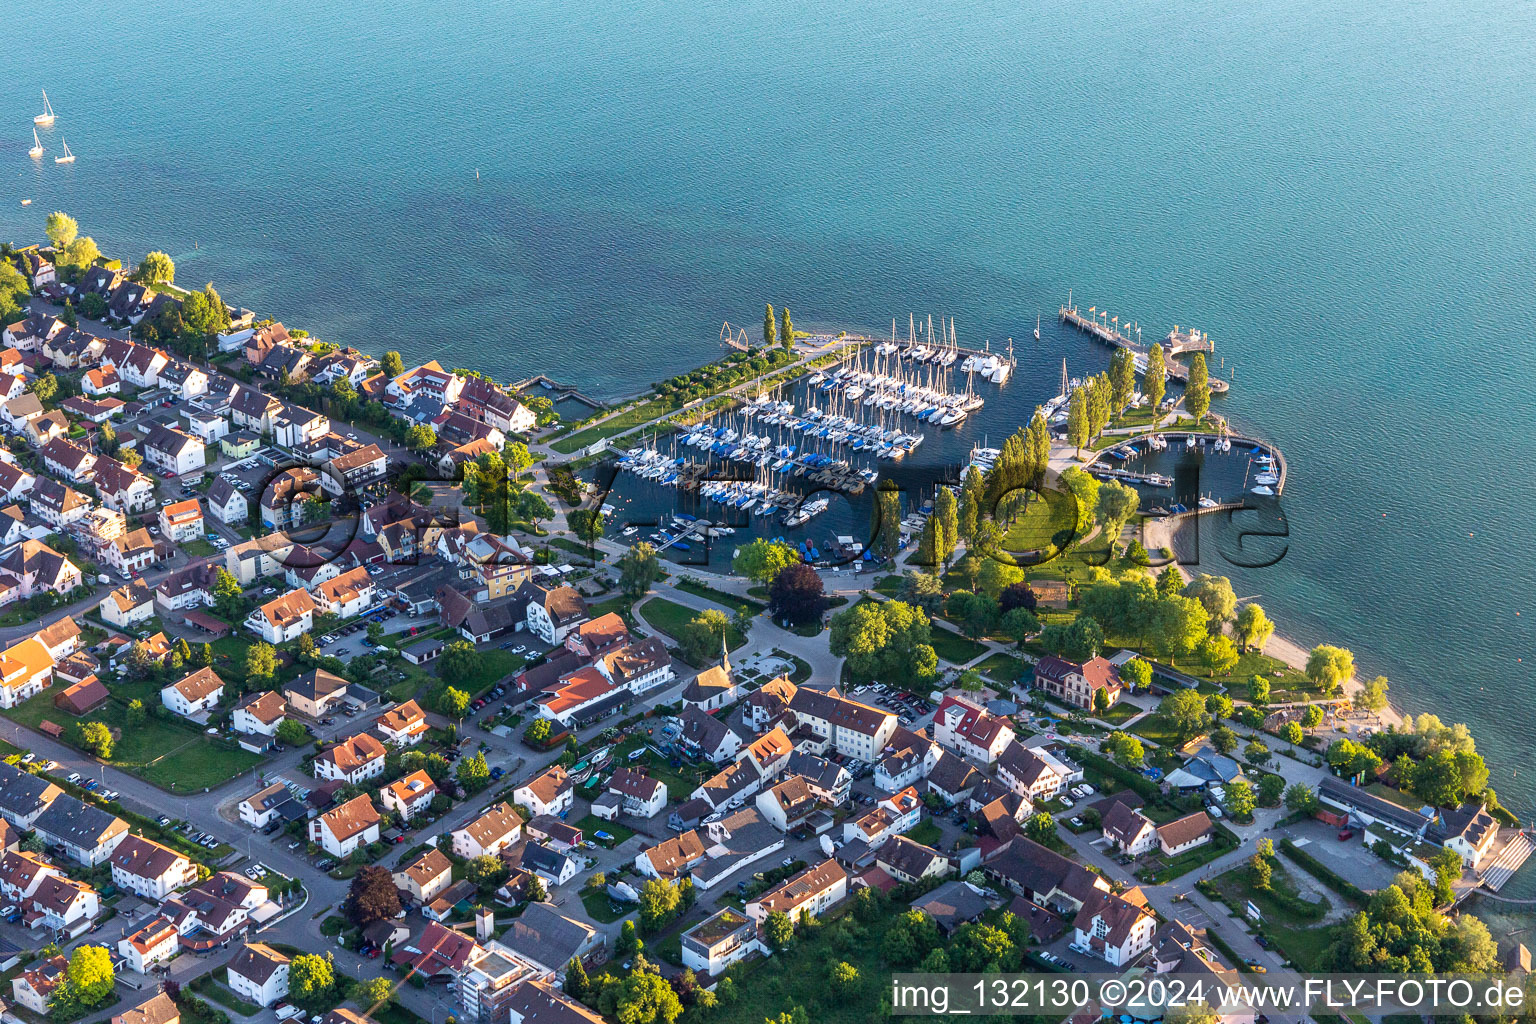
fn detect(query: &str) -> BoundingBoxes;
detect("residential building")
[453,802,524,859]
[382,770,437,821]
[681,909,762,977]
[109,835,197,900]
[308,794,381,858]
[523,582,589,645]
[1072,889,1157,966]
[112,992,179,1024]
[284,668,352,718]
[603,767,667,819]
[0,637,56,708]
[206,476,248,525]
[10,955,66,1014]
[142,423,206,476]
[1102,801,1158,857]
[499,901,602,980]
[455,943,542,1024]
[311,566,374,618]
[932,695,1016,764]
[245,588,316,643]
[1033,655,1123,711]
[160,666,226,719]
[94,456,155,512]
[320,444,388,496]
[259,467,321,529]
[232,691,288,740]
[755,775,819,833]
[158,499,204,543]
[239,782,303,831]
[0,762,63,827]
[118,916,180,973]
[787,686,898,762]
[677,705,744,763]
[226,942,291,1008]
[100,579,155,628]
[874,726,941,792]
[746,858,847,930]
[1156,811,1215,857]
[785,751,852,807]
[394,848,454,903]
[374,698,428,746]
[521,842,578,887]
[1,538,82,596]
[313,732,387,784]
[995,742,1065,803]
[513,766,573,819]
[876,835,950,884]
[636,830,708,881]
[33,794,128,866]
[1429,802,1501,872]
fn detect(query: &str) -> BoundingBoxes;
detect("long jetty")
[1060,305,1229,393]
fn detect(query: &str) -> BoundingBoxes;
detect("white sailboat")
[28,129,44,159]
[34,90,56,126]
[1033,315,1040,340]
[54,139,75,164]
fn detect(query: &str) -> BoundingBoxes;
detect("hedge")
[1278,838,1367,907]
[1069,745,1163,802]
[1202,923,1257,974]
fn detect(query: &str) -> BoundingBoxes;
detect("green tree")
[1205,692,1234,721]
[1301,703,1324,733]
[1039,615,1104,663]
[1066,387,1088,452]
[762,910,795,949]
[277,718,309,746]
[1120,657,1152,691]
[828,960,859,991]
[456,751,490,792]
[763,304,777,349]
[124,699,146,728]
[213,567,245,619]
[61,236,100,270]
[732,538,799,584]
[406,424,437,452]
[1095,479,1140,548]
[1183,574,1237,628]
[567,507,605,545]
[135,251,175,286]
[1226,779,1256,820]
[525,875,548,903]
[46,211,80,250]
[1184,353,1211,421]
[439,642,483,685]
[1159,688,1210,741]
[1058,465,1099,537]
[350,977,395,1010]
[1285,783,1319,814]
[58,944,114,1011]
[381,350,405,377]
[1258,773,1286,807]
[1108,346,1135,415]
[289,953,337,1011]
[1210,725,1238,755]
[438,685,471,721]
[344,865,403,927]
[1103,730,1145,767]
[780,306,794,351]
[1306,644,1355,695]
[1357,674,1390,713]
[1248,674,1271,706]
[957,465,984,546]
[639,878,683,933]
[617,542,660,598]
[503,441,534,477]
[975,556,1024,599]
[1152,594,1208,665]
[610,959,682,1024]
[1000,605,1040,647]
[1233,603,1275,652]
[564,956,590,1000]
[197,642,215,668]
[1249,851,1272,889]
[616,919,641,956]
[79,720,113,758]
[78,293,107,320]
[1282,721,1304,746]
[1198,634,1239,677]
[934,485,959,566]
[523,717,552,746]
[676,608,732,666]
[1023,811,1057,846]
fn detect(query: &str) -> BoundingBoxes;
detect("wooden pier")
[1086,465,1171,487]
[1060,305,1229,393]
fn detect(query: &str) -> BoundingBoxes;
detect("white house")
[160,666,226,719]
[141,423,206,476]
[245,588,316,643]
[100,580,155,628]
[1101,802,1158,857]
[312,732,387,784]
[239,783,298,831]
[1155,812,1215,858]
[226,942,290,1008]
[452,802,524,859]
[604,767,667,819]
[310,566,374,618]
[308,795,381,858]
[1072,890,1156,967]
[680,909,762,977]
[513,766,573,819]
[232,691,288,740]
[157,498,204,543]
[374,699,428,746]
[746,859,847,930]
[382,770,437,822]
[523,583,588,646]
[118,916,179,974]
[206,477,249,525]
[995,742,1066,803]
[108,835,198,901]
[932,695,1016,764]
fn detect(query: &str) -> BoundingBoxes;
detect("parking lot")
[845,681,938,730]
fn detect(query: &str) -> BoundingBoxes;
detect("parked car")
[66,772,82,785]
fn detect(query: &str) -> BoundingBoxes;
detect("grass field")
[579,886,633,924]
[637,597,747,651]
[549,398,684,454]
[928,626,987,666]
[673,578,765,615]
[1128,712,1194,748]
[905,819,942,847]
[1,682,263,791]
[1209,860,1333,971]
[974,652,1024,686]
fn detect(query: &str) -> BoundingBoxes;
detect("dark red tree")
[768,563,827,627]
[999,582,1038,614]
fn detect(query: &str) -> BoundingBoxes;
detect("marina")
[1059,301,1230,393]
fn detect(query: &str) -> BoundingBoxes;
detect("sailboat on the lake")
[54,139,74,164]
[28,129,43,159]
[34,91,55,126]
[1034,314,1040,340]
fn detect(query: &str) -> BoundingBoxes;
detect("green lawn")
[975,652,1024,686]
[449,649,526,695]
[1128,712,1195,748]
[1135,827,1238,884]
[1093,700,1142,726]
[637,597,746,651]
[180,539,218,558]
[612,733,711,800]
[579,886,634,924]
[550,399,685,454]
[673,578,765,615]
[574,814,635,846]
[1,686,263,791]
[1208,861,1333,971]
[905,819,942,847]
[928,627,987,666]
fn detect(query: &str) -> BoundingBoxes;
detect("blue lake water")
[6,0,1536,852]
